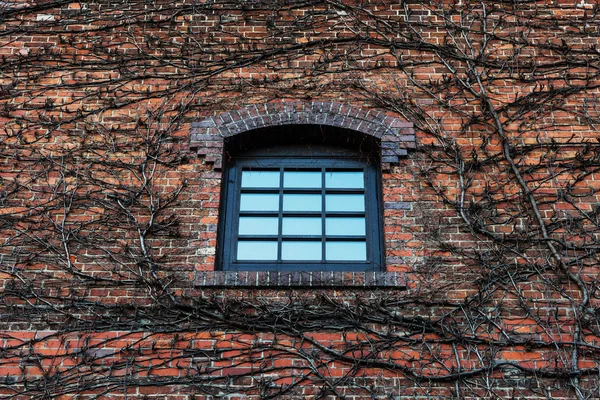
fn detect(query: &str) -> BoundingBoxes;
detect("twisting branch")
[1,0,599,398]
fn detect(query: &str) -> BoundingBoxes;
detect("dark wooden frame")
[218,148,384,272]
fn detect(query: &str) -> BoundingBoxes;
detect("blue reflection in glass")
[326,194,364,212]
[241,170,280,188]
[326,241,366,261]
[326,218,365,236]
[282,217,322,235]
[237,241,278,260]
[325,171,364,189]
[284,171,321,188]
[239,217,279,235]
[240,193,279,211]
[282,241,322,261]
[283,194,321,212]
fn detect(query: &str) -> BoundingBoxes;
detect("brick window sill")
[195,271,407,288]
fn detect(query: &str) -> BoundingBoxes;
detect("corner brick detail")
[190,101,415,171]
[195,271,407,288]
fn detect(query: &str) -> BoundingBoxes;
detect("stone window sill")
[195,271,407,288]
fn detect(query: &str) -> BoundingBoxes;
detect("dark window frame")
[218,147,384,272]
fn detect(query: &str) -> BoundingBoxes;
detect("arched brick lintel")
[189,101,415,171]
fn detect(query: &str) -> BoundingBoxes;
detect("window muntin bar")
[236,168,367,261]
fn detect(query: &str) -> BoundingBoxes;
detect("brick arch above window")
[189,101,415,171]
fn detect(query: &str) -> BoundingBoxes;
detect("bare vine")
[1,0,600,398]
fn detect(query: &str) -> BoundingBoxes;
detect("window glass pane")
[283,171,321,188]
[241,171,280,188]
[240,193,279,211]
[326,217,365,236]
[325,171,364,189]
[326,194,364,212]
[282,217,322,235]
[239,217,279,235]
[326,241,366,261]
[283,194,322,212]
[237,241,278,260]
[282,241,322,261]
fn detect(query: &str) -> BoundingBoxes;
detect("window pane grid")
[235,166,369,262]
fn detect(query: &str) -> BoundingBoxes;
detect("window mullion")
[321,167,326,263]
[277,166,284,263]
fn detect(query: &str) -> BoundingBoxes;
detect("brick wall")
[1,0,599,398]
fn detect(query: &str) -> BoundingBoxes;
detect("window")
[218,125,383,272]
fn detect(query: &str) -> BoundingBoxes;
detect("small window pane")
[325,171,364,189]
[282,217,322,235]
[326,241,366,261]
[239,217,279,235]
[326,194,364,212]
[326,218,366,236]
[237,241,278,260]
[284,171,321,188]
[282,241,322,261]
[241,171,280,188]
[240,193,279,211]
[283,194,321,212]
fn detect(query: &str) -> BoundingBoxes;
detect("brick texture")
[190,101,415,171]
[1,0,599,398]
[195,271,407,287]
